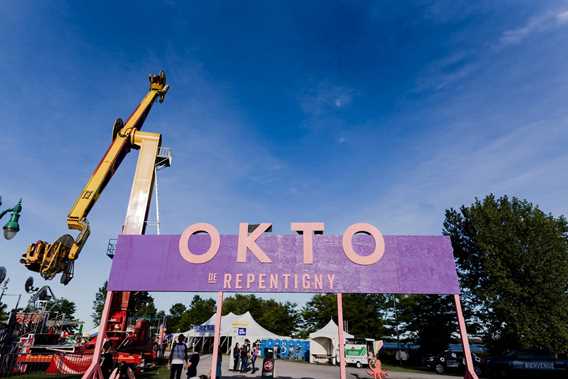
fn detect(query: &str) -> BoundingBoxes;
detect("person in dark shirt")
[186,350,200,378]
[240,342,249,372]
[232,343,240,371]
[251,343,259,374]
[216,349,222,379]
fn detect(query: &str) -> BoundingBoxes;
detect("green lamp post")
[0,197,23,240]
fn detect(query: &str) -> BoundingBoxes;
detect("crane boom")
[21,72,169,284]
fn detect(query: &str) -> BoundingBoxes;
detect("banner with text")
[108,230,460,294]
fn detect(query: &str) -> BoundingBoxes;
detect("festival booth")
[260,339,310,361]
[181,311,282,355]
[309,319,353,365]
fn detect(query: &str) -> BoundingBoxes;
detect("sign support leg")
[337,293,346,379]
[211,291,224,379]
[454,294,479,379]
[83,290,114,379]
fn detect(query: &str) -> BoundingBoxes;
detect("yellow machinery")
[21,72,169,284]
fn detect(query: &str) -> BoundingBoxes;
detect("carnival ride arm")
[20,72,169,284]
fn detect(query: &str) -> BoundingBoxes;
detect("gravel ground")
[189,355,462,379]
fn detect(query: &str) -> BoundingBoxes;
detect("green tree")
[301,294,386,339]
[223,294,263,317]
[397,295,456,354]
[156,310,166,320]
[444,194,568,353]
[48,298,77,321]
[178,296,216,332]
[300,294,336,335]
[223,294,300,337]
[129,291,157,320]
[91,281,157,325]
[166,303,187,332]
[256,299,299,337]
[91,281,108,325]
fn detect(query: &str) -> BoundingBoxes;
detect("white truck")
[344,339,382,368]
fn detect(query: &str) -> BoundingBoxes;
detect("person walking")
[240,341,249,372]
[186,349,200,379]
[251,343,259,374]
[216,349,223,379]
[232,343,240,371]
[169,334,188,379]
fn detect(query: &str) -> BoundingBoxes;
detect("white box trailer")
[344,339,382,368]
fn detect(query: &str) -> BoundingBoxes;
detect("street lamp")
[0,197,23,240]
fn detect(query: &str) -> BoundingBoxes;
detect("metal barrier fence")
[0,350,92,377]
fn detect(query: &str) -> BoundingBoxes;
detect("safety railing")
[0,350,92,377]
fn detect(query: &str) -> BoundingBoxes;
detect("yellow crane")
[21,72,169,284]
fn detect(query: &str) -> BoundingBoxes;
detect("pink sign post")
[337,293,346,379]
[104,222,478,379]
[210,291,224,379]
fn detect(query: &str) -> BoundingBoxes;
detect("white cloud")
[556,10,568,23]
[500,8,568,46]
[359,116,568,235]
[414,51,479,93]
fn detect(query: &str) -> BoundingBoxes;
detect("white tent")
[84,327,99,337]
[183,311,281,340]
[309,319,353,364]
[180,311,284,369]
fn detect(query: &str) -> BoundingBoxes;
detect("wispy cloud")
[499,7,568,46]
[415,6,568,93]
[299,81,355,117]
[414,51,479,93]
[358,115,568,234]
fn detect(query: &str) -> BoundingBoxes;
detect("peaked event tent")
[309,319,353,364]
[182,311,282,340]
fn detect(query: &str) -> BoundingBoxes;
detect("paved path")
[194,355,462,379]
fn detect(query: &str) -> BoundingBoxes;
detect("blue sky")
[2,1,568,328]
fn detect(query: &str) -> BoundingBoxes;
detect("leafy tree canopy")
[91,281,157,325]
[444,194,568,353]
[166,303,187,332]
[47,298,77,321]
[165,296,216,333]
[91,282,107,325]
[301,294,386,339]
[397,295,456,354]
[223,294,300,337]
[178,296,216,332]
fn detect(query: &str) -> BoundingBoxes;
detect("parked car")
[485,350,568,378]
[424,350,482,375]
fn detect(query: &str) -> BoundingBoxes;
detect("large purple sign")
[108,223,459,294]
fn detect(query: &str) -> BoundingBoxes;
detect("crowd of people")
[232,339,260,374]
